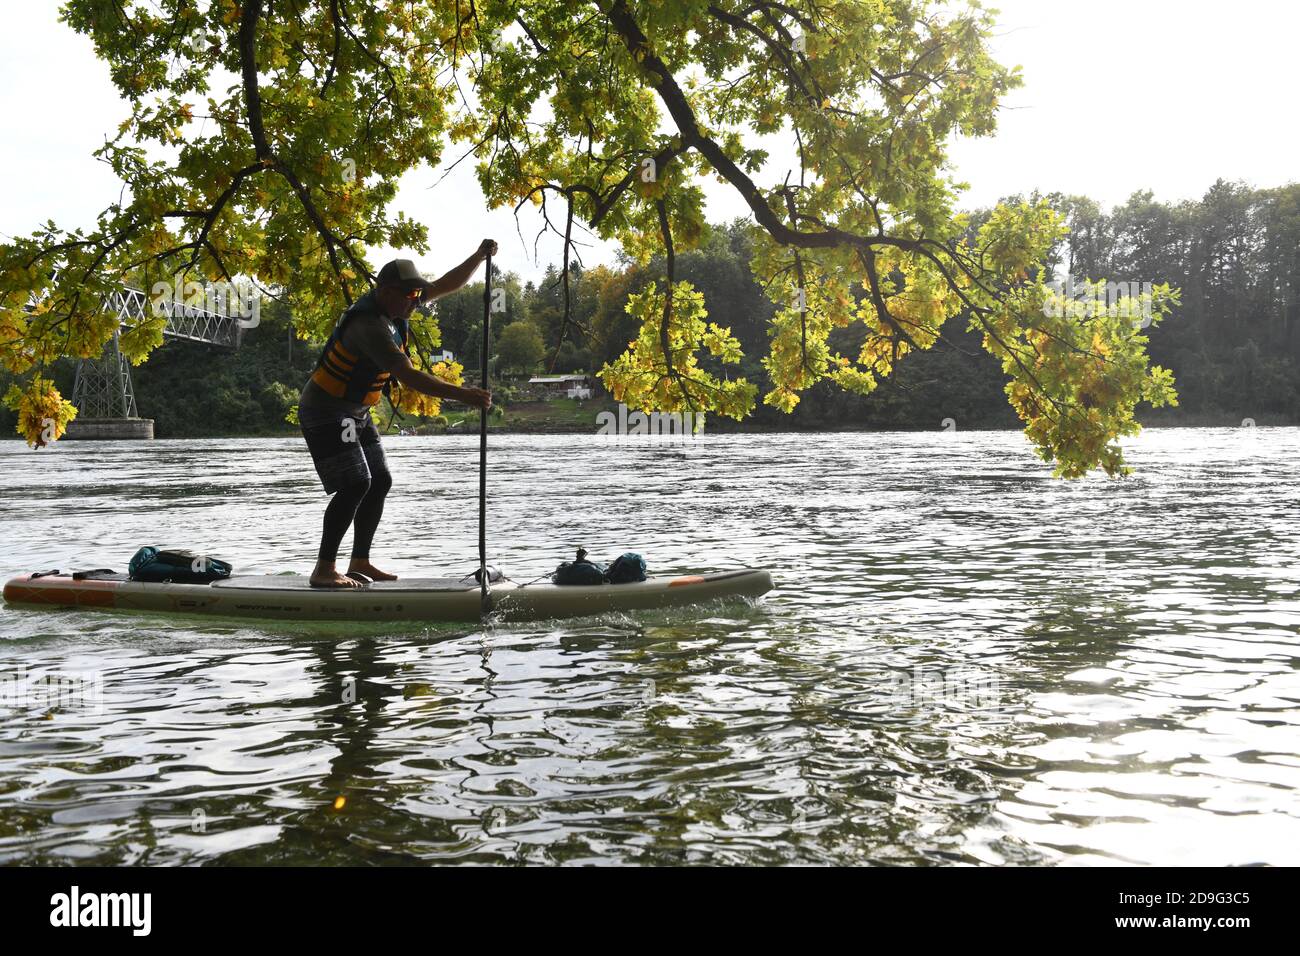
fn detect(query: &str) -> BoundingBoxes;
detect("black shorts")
[301,414,389,495]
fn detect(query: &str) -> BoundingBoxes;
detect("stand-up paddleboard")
[2,568,773,624]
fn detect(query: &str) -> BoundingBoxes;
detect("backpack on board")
[604,552,647,584]
[128,547,232,584]
[553,548,607,586]
[552,549,647,586]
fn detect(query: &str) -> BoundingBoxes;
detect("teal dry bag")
[604,552,647,584]
[553,548,607,586]
[128,547,232,584]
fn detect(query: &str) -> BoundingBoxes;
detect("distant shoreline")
[6,416,1293,442]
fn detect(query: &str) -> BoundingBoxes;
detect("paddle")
[478,253,492,619]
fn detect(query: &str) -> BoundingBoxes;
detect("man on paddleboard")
[299,246,494,588]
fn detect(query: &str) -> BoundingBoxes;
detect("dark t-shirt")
[299,291,408,427]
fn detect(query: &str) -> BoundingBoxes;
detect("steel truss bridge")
[25,282,249,437]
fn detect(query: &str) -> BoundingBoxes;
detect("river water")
[1,427,1297,865]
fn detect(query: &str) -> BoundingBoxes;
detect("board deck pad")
[212,575,475,592]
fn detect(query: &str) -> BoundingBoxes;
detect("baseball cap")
[376,259,434,291]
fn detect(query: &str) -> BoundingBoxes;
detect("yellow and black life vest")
[310,294,409,406]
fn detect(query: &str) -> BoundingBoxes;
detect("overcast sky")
[2,0,1294,286]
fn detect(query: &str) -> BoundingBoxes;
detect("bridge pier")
[64,417,155,440]
[65,327,155,440]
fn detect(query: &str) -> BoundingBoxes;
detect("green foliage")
[1048,181,1300,425]
[599,280,756,423]
[551,340,592,373]
[496,321,546,376]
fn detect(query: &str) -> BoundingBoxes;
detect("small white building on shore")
[529,374,593,399]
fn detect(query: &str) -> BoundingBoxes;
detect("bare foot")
[310,564,364,589]
[348,560,398,581]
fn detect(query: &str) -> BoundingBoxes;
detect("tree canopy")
[496,320,545,375]
[0,0,1177,475]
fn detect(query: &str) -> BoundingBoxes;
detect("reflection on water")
[0,427,1297,864]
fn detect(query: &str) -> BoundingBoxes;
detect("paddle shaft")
[478,254,492,616]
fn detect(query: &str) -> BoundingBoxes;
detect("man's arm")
[392,358,491,409]
[350,316,491,409]
[421,239,497,302]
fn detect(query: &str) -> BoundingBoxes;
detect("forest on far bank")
[4,179,1297,438]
